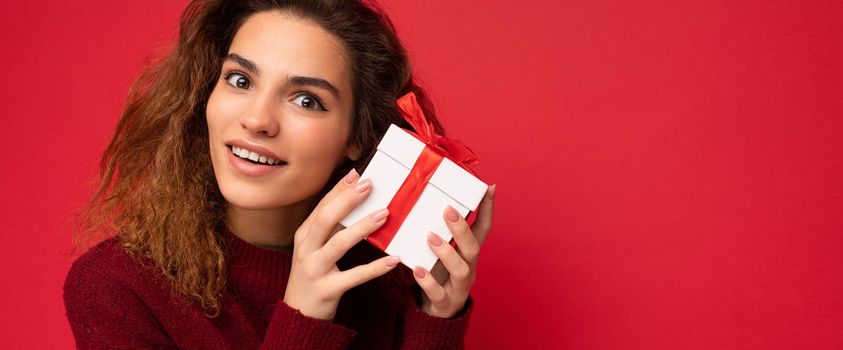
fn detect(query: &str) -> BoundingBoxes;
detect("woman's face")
[206,11,359,210]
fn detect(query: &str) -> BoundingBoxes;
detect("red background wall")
[1,0,841,348]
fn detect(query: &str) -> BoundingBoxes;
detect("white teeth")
[230,145,283,166]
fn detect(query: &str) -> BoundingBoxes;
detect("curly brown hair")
[74,0,447,318]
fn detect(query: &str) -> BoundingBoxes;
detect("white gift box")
[339,124,487,271]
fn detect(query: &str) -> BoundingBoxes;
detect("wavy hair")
[74,0,447,318]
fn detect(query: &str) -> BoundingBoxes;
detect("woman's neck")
[225,197,316,251]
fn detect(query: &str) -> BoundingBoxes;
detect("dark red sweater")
[63,229,472,349]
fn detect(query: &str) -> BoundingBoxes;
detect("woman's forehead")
[227,11,352,92]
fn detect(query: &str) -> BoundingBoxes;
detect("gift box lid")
[378,124,487,211]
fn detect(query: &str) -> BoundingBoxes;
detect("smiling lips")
[229,145,285,166]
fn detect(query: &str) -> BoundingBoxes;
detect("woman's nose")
[239,94,280,137]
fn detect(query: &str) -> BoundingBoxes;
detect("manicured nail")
[354,179,371,193]
[372,208,389,222]
[428,232,443,247]
[445,206,460,223]
[385,256,400,267]
[490,184,497,200]
[345,168,359,184]
[413,267,426,279]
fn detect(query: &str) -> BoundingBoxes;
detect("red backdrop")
[2,0,842,348]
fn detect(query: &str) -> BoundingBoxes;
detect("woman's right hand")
[283,168,400,321]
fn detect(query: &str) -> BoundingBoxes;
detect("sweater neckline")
[222,228,293,284]
[223,227,293,253]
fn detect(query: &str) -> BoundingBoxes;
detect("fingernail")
[385,256,400,267]
[345,168,359,184]
[371,208,389,222]
[428,232,443,247]
[354,179,371,193]
[413,267,426,279]
[490,184,497,200]
[445,206,460,223]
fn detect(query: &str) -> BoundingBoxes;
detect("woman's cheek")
[293,136,345,186]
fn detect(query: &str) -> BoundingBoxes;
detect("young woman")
[63,0,496,349]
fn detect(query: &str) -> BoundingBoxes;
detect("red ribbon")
[395,92,480,176]
[366,92,480,253]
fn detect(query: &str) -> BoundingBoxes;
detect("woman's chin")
[220,189,290,211]
[219,186,316,212]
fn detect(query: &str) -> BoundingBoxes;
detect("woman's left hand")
[413,184,496,318]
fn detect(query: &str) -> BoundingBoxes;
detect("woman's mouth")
[226,144,287,176]
[228,145,286,166]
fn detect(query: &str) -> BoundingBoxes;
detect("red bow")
[396,92,480,175]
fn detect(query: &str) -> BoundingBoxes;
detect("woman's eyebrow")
[223,53,341,100]
[224,53,260,76]
[288,76,341,100]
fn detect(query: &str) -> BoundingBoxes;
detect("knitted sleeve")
[63,255,178,349]
[259,299,357,350]
[397,284,473,349]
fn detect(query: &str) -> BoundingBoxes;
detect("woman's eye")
[292,94,327,111]
[224,72,251,89]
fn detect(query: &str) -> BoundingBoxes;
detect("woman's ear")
[346,143,362,161]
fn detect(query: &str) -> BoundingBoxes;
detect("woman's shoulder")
[63,237,178,348]
[64,236,154,291]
